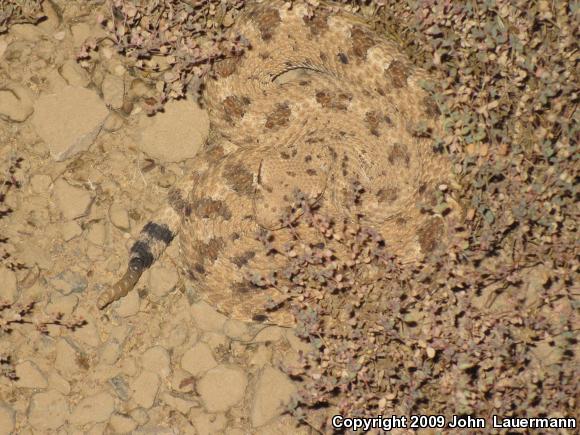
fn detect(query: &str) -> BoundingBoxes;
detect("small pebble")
[102,74,125,110]
[103,112,125,132]
[191,410,227,435]
[170,368,196,393]
[86,221,106,246]
[202,332,229,355]
[0,83,34,122]
[47,371,71,396]
[197,365,247,413]
[28,390,69,430]
[61,221,83,242]
[141,346,171,378]
[148,263,179,300]
[114,290,140,317]
[8,24,42,41]
[70,23,91,47]
[223,319,252,341]
[248,345,272,369]
[129,408,150,426]
[60,59,90,87]
[50,270,87,295]
[15,360,48,389]
[136,98,209,162]
[131,371,160,409]
[251,366,296,427]
[109,375,131,401]
[45,294,79,317]
[30,174,52,194]
[100,339,122,366]
[160,393,198,415]
[0,267,18,303]
[54,339,84,377]
[71,309,100,347]
[190,301,227,332]
[53,179,93,220]
[32,86,108,161]
[0,402,15,435]
[181,342,217,377]
[109,414,138,434]
[70,391,115,425]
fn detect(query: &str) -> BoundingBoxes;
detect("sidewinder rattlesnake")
[98,0,458,327]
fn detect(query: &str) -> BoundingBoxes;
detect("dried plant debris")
[251,186,575,431]
[0,301,87,380]
[1,155,87,382]
[225,0,574,431]
[0,156,28,272]
[0,301,87,336]
[78,0,248,114]
[0,0,44,34]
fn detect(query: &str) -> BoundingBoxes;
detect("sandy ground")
[0,2,314,434]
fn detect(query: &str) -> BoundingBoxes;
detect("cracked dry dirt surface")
[0,2,314,434]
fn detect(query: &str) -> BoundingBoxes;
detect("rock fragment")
[60,221,83,241]
[102,112,125,132]
[191,410,227,435]
[102,74,125,109]
[251,367,296,427]
[148,263,179,300]
[53,179,93,220]
[60,59,90,87]
[136,98,209,162]
[29,174,52,194]
[114,290,140,317]
[32,86,108,161]
[28,390,69,430]
[0,403,15,435]
[0,267,18,303]
[14,360,48,389]
[181,342,217,377]
[160,393,198,415]
[131,371,160,409]
[190,301,227,332]
[109,414,138,434]
[141,346,171,378]
[109,203,130,231]
[0,80,34,122]
[70,392,115,426]
[197,365,247,412]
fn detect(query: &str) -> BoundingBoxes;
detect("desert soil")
[0,2,314,434]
